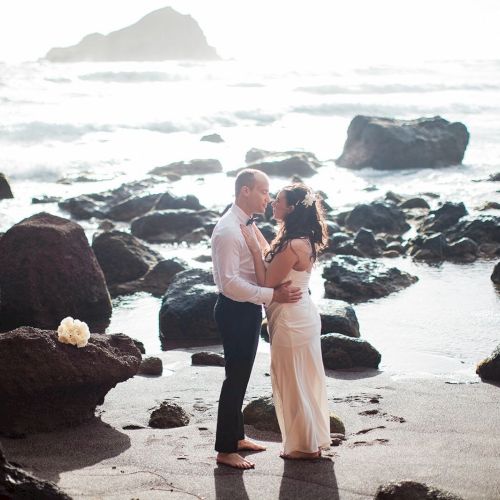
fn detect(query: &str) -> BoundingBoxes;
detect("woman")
[240,183,330,460]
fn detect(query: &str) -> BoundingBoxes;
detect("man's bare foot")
[216,452,255,469]
[237,439,266,452]
[280,450,321,460]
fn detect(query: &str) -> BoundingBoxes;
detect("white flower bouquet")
[57,316,90,348]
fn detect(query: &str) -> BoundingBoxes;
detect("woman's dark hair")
[265,183,328,263]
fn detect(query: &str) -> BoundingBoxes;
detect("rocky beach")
[1,6,500,499]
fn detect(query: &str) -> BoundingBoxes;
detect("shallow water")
[1,58,499,378]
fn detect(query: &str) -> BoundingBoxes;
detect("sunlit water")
[1,58,499,378]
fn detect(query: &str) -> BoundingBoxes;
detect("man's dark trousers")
[214,293,262,453]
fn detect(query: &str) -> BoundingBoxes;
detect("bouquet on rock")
[57,316,90,348]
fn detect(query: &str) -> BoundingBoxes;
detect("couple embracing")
[211,168,330,469]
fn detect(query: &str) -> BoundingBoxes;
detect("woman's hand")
[240,223,261,254]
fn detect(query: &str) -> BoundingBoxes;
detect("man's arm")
[212,230,274,305]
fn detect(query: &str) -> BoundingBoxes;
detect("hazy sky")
[0,0,499,64]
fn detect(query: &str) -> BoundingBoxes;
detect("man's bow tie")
[246,216,258,226]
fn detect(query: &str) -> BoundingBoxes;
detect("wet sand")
[2,348,500,499]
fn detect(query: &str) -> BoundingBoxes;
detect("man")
[211,168,302,470]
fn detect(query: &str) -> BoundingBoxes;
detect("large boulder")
[109,258,188,297]
[322,255,418,303]
[1,444,71,499]
[420,202,468,233]
[476,344,500,382]
[321,333,381,369]
[317,299,360,337]
[45,7,219,62]
[336,115,469,170]
[159,269,219,347]
[230,152,320,178]
[374,481,463,500]
[92,230,161,285]
[341,203,410,234]
[0,172,14,199]
[0,213,112,332]
[130,209,209,243]
[492,262,500,284]
[149,159,222,176]
[445,215,500,245]
[0,327,141,434]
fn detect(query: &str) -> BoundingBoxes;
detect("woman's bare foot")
[237,439,267,452]
[216,452,255,469]
[280,450,321,460]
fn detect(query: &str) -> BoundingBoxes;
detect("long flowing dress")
[266,268,331,454]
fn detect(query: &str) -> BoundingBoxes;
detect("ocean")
[0,57,499,379]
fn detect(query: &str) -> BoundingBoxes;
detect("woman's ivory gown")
[266,268,330,454]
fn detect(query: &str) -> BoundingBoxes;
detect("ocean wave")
[0,122,113,143]
[292,101,497,117]
[296,82,500,95]
[3,163,64,181]
[79,71,185,83]
[45,77,72,83]
[234,110,280,124]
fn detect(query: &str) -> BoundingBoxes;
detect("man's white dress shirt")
[211,204,273,305]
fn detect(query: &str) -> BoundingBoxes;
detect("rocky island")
[45,6,219,62]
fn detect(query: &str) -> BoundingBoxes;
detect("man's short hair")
[235,168,259,197]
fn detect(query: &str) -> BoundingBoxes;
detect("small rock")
[201,133,224,143]
[476,344,500,382]
[138,356,163,376]
[374,480,463,500]
[191,351,225,366]
[149,401,190,428]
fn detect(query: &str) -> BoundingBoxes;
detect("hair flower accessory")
[301,191,317,207]
[57,316,90,348]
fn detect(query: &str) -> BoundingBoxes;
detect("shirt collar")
[230,203,252,225]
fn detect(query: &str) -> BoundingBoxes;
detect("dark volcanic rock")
[420,202,468,233]
[0,327,141,434]
[191,351,225,366]
[0,213,112,332]
[476,344,500,382]
[149,401,190,428]
[243,396,345,435]
[138,356,163,376]
[1,444,71,499]
[155,192,204,211]
[353,228,382,257]
[58,179,155,220]
[445,215,500,245]
[105,193,161,221]
[108,258,187,298]
[488,172,500,182]
[374,480,463,500]
[322,255,418,303]
[150,159,222,176]
[159,269,219,346]
[231,153,320,178]
[492,262,500,284]
[337,115,469,170]
[399,197,430,209]
[344,203,410,234]
[0,172,14,199]
[243,396,281,433]
[317,299,360,337]
[130,209,206,243]
[92,230,161,285]
[321,333,381,369]
[45,7,219,62]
